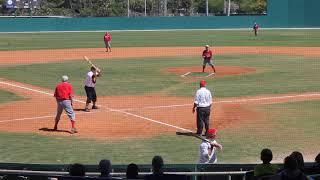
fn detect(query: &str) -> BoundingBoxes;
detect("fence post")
[194,164,198,180]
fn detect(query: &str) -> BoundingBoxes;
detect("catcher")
[84,66,101,112]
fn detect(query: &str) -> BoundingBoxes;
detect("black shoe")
[92,105,99,109]
[84,108,90,112]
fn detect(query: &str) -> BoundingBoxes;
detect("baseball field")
[0,29,319,164]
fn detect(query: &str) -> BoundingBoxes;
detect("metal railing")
[0,169,248,180]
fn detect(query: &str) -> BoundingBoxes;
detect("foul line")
[206,72,215,77]
[110,109,192,132]
[181,72,191,77]
[119,93,320,111]
[0,111,100,123]
[0,81,87,104]
[0,81,192,132]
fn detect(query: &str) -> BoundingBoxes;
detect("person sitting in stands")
[290,151,305,172]
[314,153,320,168]
[254,148,279,177]
[99,159,112,178]
[69,163,85,177]
[126,163,140,179]
[274,156,307,180]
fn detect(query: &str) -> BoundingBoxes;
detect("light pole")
[227,0,231,16]
[144,0,147,16]
[206,0,209,16]
[164,0,167,16]
[127,0,130,17]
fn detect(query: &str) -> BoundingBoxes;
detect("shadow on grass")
[39,127,72,134]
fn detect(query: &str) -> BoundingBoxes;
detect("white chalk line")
[0,81,87,104]
[0,111,100,123]
[118,93,320,111]
[180,72,191,77]
[119,104,192,111]
[110,109,192,132]
[0,81,193,132]
[206,72,215,77]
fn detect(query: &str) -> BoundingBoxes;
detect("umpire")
[192,80,213,135]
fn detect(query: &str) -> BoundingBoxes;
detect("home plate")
[181,72,191,77]
[206,73,215,77]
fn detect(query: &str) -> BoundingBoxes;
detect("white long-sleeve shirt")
[198,140,218,164]
[194,87,213,108]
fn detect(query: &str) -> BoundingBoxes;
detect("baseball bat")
[176,131,211,143]
[176,132,222,150]
[83,56,99,70]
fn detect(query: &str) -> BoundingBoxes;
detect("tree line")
[0,0,267,17]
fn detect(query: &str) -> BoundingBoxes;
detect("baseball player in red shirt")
[104,31,112,52]
[53,75,77,134]
[202,45,216,74]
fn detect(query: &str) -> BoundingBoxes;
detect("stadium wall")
[0,0,319,32]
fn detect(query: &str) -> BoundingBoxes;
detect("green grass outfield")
[0,89,23,104]
[0,100,319,164]
[0,54,319,97]
[1,29,320,50]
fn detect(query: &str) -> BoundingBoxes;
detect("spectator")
[274,156,307,180]
[69,163,86,177]
[313,153,320,168]
[290,151,304,172]
[126,163,139,179]
[144,156,164,180]
[152,156,164,176]
[145,156,188,180]
[254,148,279,177]
[304,152,320,175]
[99,159,112,178]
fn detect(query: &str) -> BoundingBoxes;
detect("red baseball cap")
[200,80,206,87]
[207,128,217,135]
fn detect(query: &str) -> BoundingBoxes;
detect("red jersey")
[54,82,74,100]
[104,33,112,41]
[202,50,213,60]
